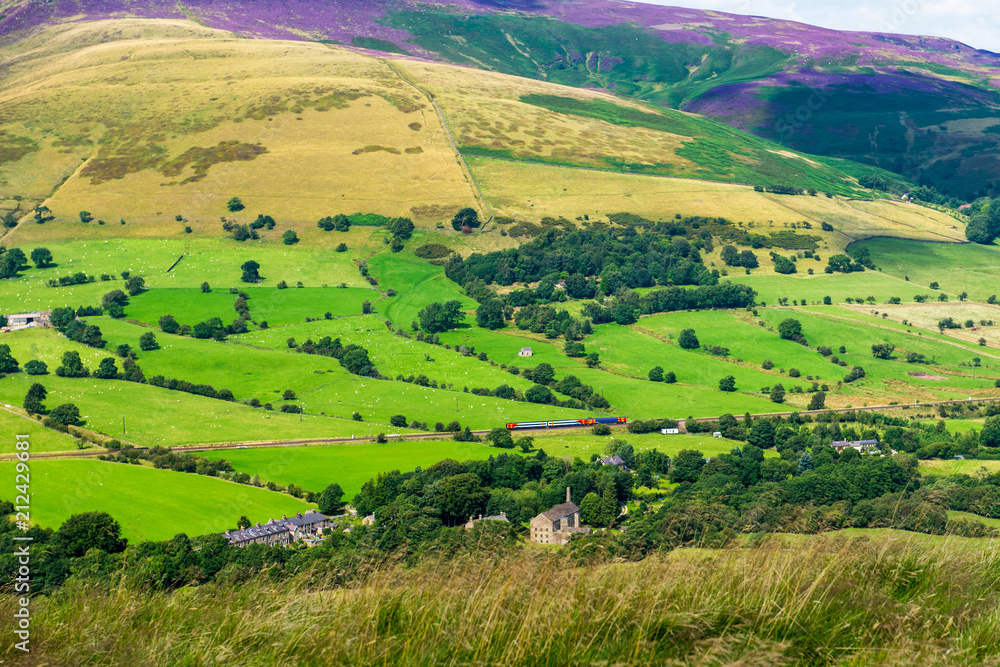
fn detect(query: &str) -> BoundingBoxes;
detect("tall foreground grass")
[4,533,1000,665]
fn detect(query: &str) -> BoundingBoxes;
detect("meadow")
[846,301,1000,347]
[235,317,542,394]
[0,372,368,447]
[9,534,1000,666]
[752,308,1000,404]
[124,286,375,327]
[855,237,1000,301]
[367,247,476,327]
[521,429,778,462]
[467,158,962,250]
[0,23,477,227]
[919,459,1000,477]
[437,325,781,418]
[631,311,833,384]
[722,270,917,305]
[199,439,499,498]
[0,407,87,453]
[0,237,371,313]
[0,458,311,542]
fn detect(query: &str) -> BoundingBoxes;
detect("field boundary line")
[382,58,493,224]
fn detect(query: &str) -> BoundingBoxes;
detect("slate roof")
[226,511,330,545]
[281,510,329,527]
[226,520,291,544]
[541,501,579,521]
[599,455,627,467]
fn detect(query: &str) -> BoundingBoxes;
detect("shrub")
[49,403,82,426]
[678,329,699,349]
[525,384,553,404]
[778,318,803,341]
[138,332,158,351]
[592,424,611,436]
[648,366,664,382]
[24,360,47,375]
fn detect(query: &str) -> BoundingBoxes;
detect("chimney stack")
[566,487,571,503]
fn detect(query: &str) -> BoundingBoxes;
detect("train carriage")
[505,417,627,430]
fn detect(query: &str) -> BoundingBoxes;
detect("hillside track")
[382,59,493,223]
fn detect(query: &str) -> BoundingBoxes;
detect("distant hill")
[0,18,922,236]
[4,0,996,199]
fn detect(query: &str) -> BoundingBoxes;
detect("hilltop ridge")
[3,0,996,198]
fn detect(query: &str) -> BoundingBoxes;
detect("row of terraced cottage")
[224,510,335,547]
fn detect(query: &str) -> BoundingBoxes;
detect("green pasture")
[797,305,999,357]
[527,429,777,462]
[95,318,591,428]
[200,439,499,498]
[947,511,1000,529]
[235,317,540,394]
[368,249,474,328]
[855,238,1000,300]
[243,287,375,325]
[0,408,89,453]
[756,309,1000,389]
[2,324,592,438]
[722,270,915,306]
[124,289,243,328]
[0,458,311,542]
[124,286,376,328]
[0,372,364,447]
[628,313,833,386]
[0,326,111,370]
[437,325,783,418]
[0,238,364,312]
[587,323,814,392]
[919,459,1000,477]
[925,419,986,434]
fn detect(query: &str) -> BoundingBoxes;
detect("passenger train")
[505,417,627,430]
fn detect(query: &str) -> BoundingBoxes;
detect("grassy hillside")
[0,407,86,453]
[0,458,311,541]
[0,20,479,228]
[8,535,1000,665]
[0,17,944,245]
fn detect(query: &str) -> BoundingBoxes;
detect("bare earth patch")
[908,371,948,380]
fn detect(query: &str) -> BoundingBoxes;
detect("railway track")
[10,396,997,460]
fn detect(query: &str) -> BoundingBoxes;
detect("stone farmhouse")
[598,455,629,470]
[225,509,332,547]
[529,488,592,545]
[3,311,50,329]
[831,439,879,453]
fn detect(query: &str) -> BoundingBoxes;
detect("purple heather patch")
[2,0,997,87]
